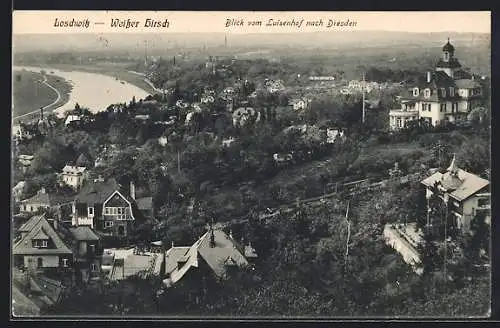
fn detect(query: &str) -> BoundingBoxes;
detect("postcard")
[11,10,491,319]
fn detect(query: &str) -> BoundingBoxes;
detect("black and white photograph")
[11,11,491,318]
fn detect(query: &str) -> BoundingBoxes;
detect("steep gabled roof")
[454,79,481,90]
[13,216,73,255]
[164,247,191,275]
[69,226,100,241]
[75,179,122,205]
[18,214,46,233]
[164,229,250,286]
[197,230,249,278]
[20,189,73,207]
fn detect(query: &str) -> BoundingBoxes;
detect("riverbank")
[39,63,157,95]
[13,65,150,118]
[13,70,72,118]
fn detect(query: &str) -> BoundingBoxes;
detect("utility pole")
[362,72,366,124]
[344,200,351,270]
[443,194,448,282]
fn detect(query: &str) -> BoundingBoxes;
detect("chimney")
[40,107,44,120]
[171,241,174,248]
[39,187,46,194]
[130,181,136,200]
[426,71,431,83]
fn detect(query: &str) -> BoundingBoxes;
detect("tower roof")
[446,154,459,173]
[443,38,455,53]
[441,154,463,191]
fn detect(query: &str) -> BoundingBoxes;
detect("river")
[13,65,150,118]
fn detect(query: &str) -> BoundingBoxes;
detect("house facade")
[71,179,151,237]
[13,214,103,285]
[18,188,73,217]
[60,165,88,190]
[421,155,490,232]
[389,39,484,130]
[290,98,310,110]
[13,214,74,272]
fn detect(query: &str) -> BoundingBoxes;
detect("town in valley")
[11,19,491,318]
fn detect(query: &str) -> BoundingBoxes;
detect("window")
[397,118,402,128]
[37,258,43,268]
[104,221,114,228]
[440,103,447,112]
[32,240,48,248]
[440,88,446,97]
[449,88,455,97]
[422,103,431,111]
[413,88,419,97]
[62,258,68,267]
[88,206,94,216]
[478,198,489,207]
[91,263,98,272]
[424,88,431,98]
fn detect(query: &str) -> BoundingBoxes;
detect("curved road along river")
[13,66,150,119]
[14,75,62,120]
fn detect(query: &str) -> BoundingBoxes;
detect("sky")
[12,11,491,35]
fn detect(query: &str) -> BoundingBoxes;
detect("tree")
[456,137,490,174]
[417,228,441,275]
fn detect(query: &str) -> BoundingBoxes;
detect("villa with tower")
[389,39,484,130]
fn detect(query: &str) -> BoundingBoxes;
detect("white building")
[421,155,490,232]
[389,39,484,130]
[60,165,88,190]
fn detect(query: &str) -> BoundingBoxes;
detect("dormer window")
[62,258,69,267]
[412,88,419,97]
[440,88,446,97]
[449,87,455,97]
[424,88,431,98]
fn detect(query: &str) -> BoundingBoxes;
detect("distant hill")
[12,31,490,55]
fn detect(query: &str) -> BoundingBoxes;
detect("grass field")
[12,70,73,119]
[13,70,56,117]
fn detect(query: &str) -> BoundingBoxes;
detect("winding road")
[13,75,63,120]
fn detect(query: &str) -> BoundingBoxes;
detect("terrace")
[104,247,164,281]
